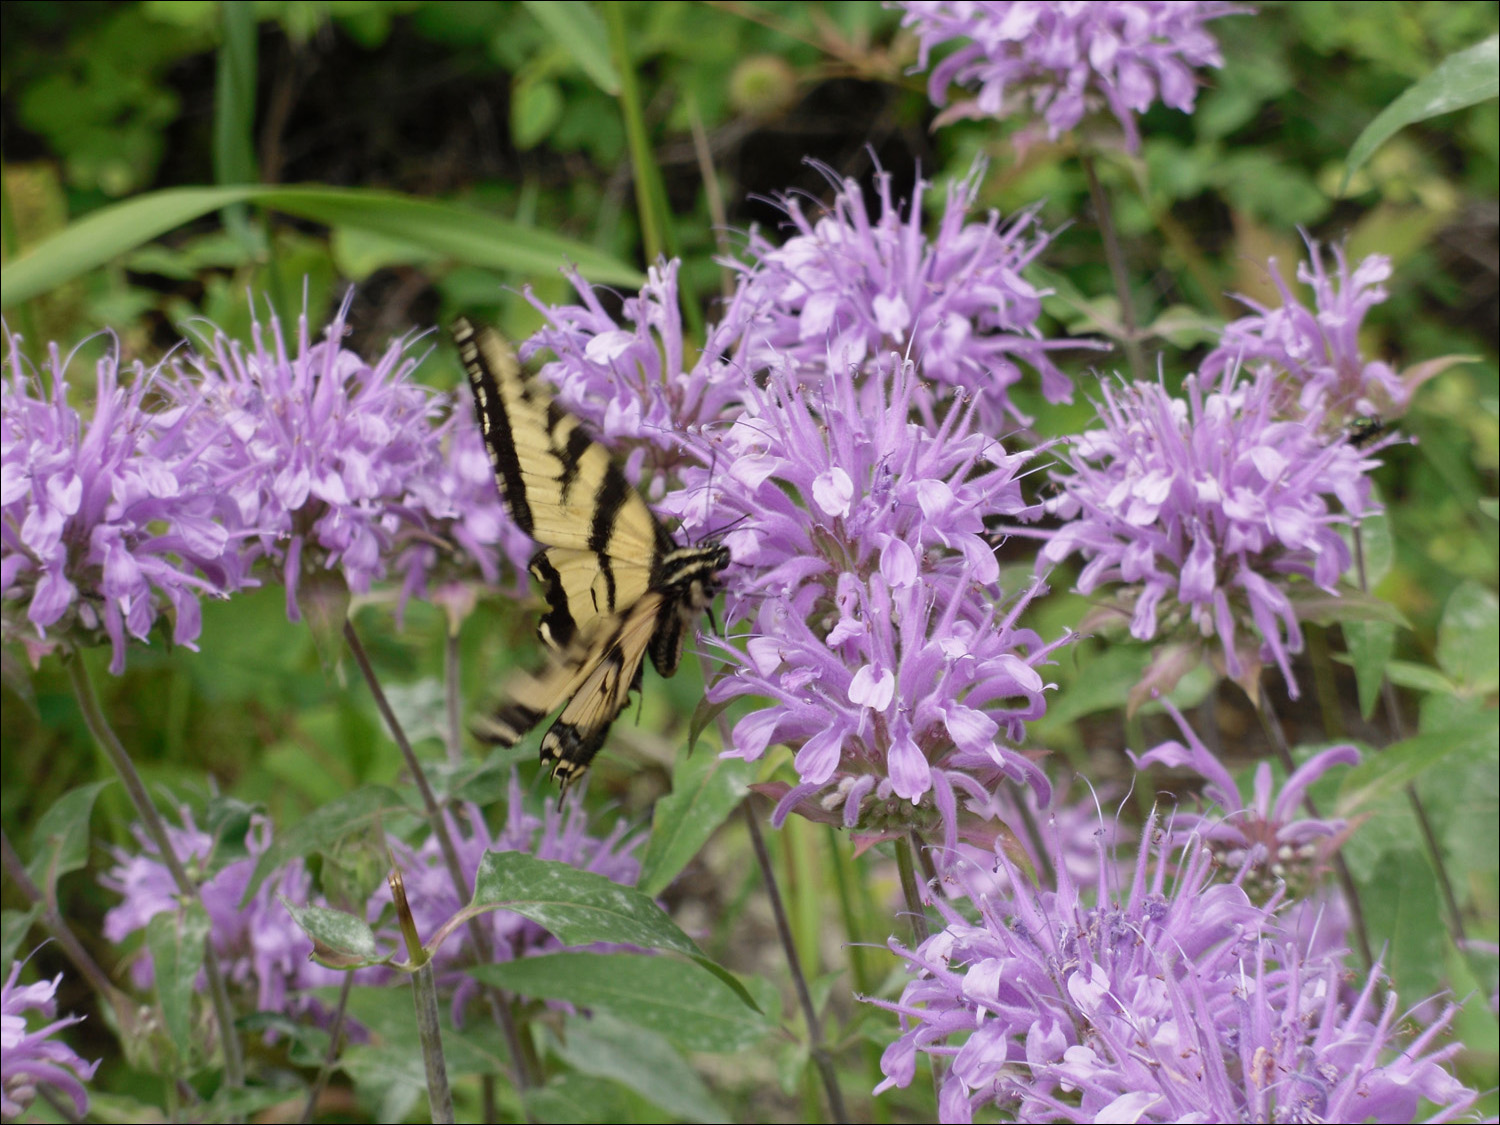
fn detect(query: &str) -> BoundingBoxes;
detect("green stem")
[1,830,122,1010]
[742,801,849,1123]
[894,834,930,947]
[298,973,354,1125]
[343,619,539,1095]
[1081,151,1146,382]
[1254,689,1376,975]
[63,651,246,1095]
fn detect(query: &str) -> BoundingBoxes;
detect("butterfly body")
[452,318,729,789]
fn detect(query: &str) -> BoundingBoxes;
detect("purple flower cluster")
[3,300,526,673]
[101,806,353,1020]
[1203,240,1413,422]
[1,956,98,1122]
[523,261,750,479]
[870,814,1478,1123]
[173,298,524,621]
[731,164,1092,429]
[3,329,253,673]
[671,358,1069,852]
[1037,367,1379,696]
[100,781,640,1025]
[899,1,1239,151]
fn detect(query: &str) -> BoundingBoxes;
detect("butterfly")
[452,319,731,791]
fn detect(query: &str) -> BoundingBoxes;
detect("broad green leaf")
[550,1012,727,1124]
[1383,660,1457,696]
[1343,619,1395,720]
[2,185,641,308]
[466,852,700,957]
[1337,710,1498,814]
[25,780,113,895]
[280,898,388,969]
[1351,506,1394,588]
[1435,580,1499,694]
[511,76,565,150]
[1344,824,1446,1001]
[524,1075,634,1124]
[1343,35,1499,193]
[523,1,620,93]
[340,1040,426,1124]
[244,784,407,903]
[638,753,754,898]
[472,952,771,1053]
[146,901,210,1066]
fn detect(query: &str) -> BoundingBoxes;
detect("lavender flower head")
[1203,240,1415,422]
[899,1,1240,151]
[173,295,520,620]
[1037,367,1380,698]
[869,813,1478,1123]
[671,358,1068,853]
[2,328,253,673]
[729,163,1087,428]
[2,956,99,1122]
[523,260,750,480]
[101,805,352,1022]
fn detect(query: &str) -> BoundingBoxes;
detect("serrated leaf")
[551,1012,727,1124]
[146,901,210,1066]
[1435,580,1499,694]
[637,752,754,898]
[26,780,113,895]
[522,0,620,93]
[244,784,406,903]
[1343,619,1395,720]
[471,952,771,1053]
[1343,35,1499,193]
[465,852,700,957]
[2,185,642,308]
[281,898,388,969]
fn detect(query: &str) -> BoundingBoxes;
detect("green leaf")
[467,852,701,957]
[146,901,210,1066]
[1435,580,1499,694]
[524,1075,634,1124]
[511,77,565,150]
[1,907,42,970]
[1352,506,1394,588]
[244,784,407,903]
[637,753,754,898]
[1383,660,1458,695]
[471,952,771,1053]
[1356,840,1446,1002]
[1285,585,1408,628]
[212,2,258,187]
[280,898,389,969]
[26,780,113,896]
[1337,710,1498,814]
[1343,34,1500,193]
[1343,619,1396,720]
[2,185,642,308]
[523,1,620,94]
[550,1012,727,1124]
